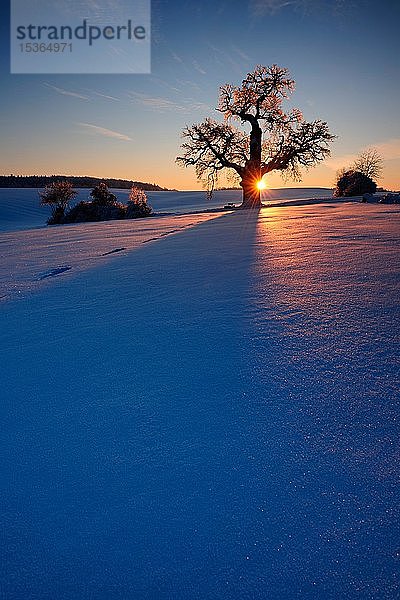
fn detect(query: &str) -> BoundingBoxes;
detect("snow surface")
[0,213,221,302]
[1,202,399,599]
[0,187,334,232]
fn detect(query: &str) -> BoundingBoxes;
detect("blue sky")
[0,0,399,189]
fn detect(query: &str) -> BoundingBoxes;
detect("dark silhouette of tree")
[90,182,118,206]
[52,183,153,224]
[177,65,335,208]
[353,147,383,181]
[61,181,126,223]
[334,170,377,197]
[39,180,77,224]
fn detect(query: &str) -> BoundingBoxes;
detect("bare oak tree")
[177,65,335,208]
[353,147,383,181]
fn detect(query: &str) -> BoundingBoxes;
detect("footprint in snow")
[37,266,72,280]
[101,247,126,256]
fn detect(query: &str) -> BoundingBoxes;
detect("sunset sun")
[257,179,267,190]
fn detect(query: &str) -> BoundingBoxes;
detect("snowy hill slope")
[1,203,399,599]
[0,212,221,301]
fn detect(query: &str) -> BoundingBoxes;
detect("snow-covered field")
[0,213,222,301]
[1,201,399,599]
[0,187,334,231]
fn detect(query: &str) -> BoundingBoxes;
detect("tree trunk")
[240,120,262,209]
[240,174,261,208]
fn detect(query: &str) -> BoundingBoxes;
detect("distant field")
[0,187,333,232]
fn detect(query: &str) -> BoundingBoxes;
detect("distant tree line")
[0,174,170,191]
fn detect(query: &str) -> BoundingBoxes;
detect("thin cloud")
[207,43,247,74]
[192,60,207,75]
[249,0,354,16]
[150,77,182,94]
[43,83,89,100]
[129,92,210,114]
[231,45,251,62]
[171,51,183,64]
[93,91,120,101]
[129,92,183,112]
[45,83,120,102]
[78,123,132,141]
[175,79,202,93]
[250,0,298,15]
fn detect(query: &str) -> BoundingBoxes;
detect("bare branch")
[217,64,295,125]
[352,147,383,181]
[176,118,247,194]
[261,120,335,178]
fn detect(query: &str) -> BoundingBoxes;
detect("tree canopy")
[334,170,377,197]
[353,147,383,181]
[177,65,335,208]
